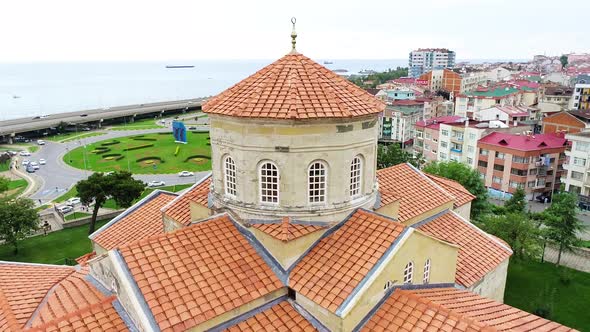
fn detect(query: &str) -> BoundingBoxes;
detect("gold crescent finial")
[290,17,297,53]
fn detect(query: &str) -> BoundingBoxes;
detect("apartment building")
[418,68,489,96]
[542,110,590,134]
[472,105,532,123]
[539,84,574,110]
[563,131,590,195]
[455,84,535,117]
[414,116,463,161]
[477,132,567,198]
[573,83,590,110]
[378,103,423,144]
[409,48,455,78]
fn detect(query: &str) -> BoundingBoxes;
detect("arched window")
[224,156,237,197]
[350,156,362,198]
[423,259,431,284]
[403,262,414,284]
[308,161,327,203]
[260,162,279,204]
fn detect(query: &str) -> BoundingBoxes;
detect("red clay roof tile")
[92,192,177,250]
[226,300,317,331]
[290,209,406,313]
[377,164,454,223]
[162,177,211,226]
[118,214,283,331]
[203,53,385,119]
[251,218,326,242]
[417,212,512,287]
[74,252,96,266]
[425,174,476,208]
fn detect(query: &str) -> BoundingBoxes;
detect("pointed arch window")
[224,156,237,198]
[260,162,279,204]
[350,156,362,198]
[308,161,327,203]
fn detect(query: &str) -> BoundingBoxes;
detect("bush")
[102,153,124,161]
[131,137,157,142]
[122,144,154,152]
[184,155,211,162]
[136,156,164,164]
[101,140,120,146]
[91,147,110,154]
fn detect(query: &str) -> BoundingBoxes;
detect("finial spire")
[290,17,297,53]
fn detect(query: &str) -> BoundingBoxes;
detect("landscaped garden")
[108,117,165,131]
[505,259,590,331]
[0,178,28,200]
[63,132,211,174]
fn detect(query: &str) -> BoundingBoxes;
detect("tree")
[0,176,9,193]
[542,190,583,265]
[504,187,526,214]
[76,171,144,234]
[478,212,542,259]
[559,55,568,69]
[0,198,39,253]
[423,161,488,219]
[377,144,424,169]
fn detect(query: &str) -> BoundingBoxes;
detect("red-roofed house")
[477,132,568,197]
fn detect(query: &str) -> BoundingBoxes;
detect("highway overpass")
[0,98,206,140]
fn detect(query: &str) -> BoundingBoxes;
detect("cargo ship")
[165,65,195,69]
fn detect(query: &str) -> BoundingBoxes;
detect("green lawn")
[0,162,9,172]
[28,145,39,153]
[59,132,106,143]
[108,117,164,131]
[64,211,91,221]
[0,220,109,265]
[63,132,211,174]
[505,259,590,331]
[0,178,28,199]
[54,186,79,203]
[580,240,590,249]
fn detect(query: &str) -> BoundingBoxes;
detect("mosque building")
[0,21,577,332]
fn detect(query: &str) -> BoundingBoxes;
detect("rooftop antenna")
[290,17,298,53]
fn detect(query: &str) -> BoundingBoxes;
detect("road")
[23,125,209,205]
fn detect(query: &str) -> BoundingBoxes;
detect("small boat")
[324,61,333,64]
[333,69,348,73]
[165,65,195,69]
[13,95,20,99]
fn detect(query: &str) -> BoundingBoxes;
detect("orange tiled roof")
[0,263,128,332]
[30,296,128,332]
[162,177,211,226]
[203,53,385,119]
[74,252,96,266]
[251,217,326,242]
[290,209,406,313]
[118,214,283,331]
[361,288,486,331]
[425,173,476,208]
[226,300,317,331]
[0,263,74,330]
[417,212,512,287]
[377,164,454,223]
[92,191,177,250]
[411,287,577,331]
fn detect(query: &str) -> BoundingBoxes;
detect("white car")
[66,197,81,206]
[147,180,165,187]
[57,205,73,214]
[19,151,31,156]
[29,161,40,170]
[178,171,194,177]
[39,158,46,165]
[22,159,30,166]
[37,140,45,145]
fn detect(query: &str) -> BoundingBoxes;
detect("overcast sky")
[1,0,588,62]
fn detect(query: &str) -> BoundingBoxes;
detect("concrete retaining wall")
[543,243,590,273]
[63,210,123,228]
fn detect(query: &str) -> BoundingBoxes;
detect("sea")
[0,58,523,121]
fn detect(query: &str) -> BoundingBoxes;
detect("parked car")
[37,140,45,145]
[66,197,81,206]
[57,205,73,214]
[29,161,40,170]
[19,151,31,156]
[147,180,166,187]
[22,159,30,166]
[26,166,35,173]
[536,193,552,203]
[178,171,194,177]
[39,158,46,165]
[188,126,197,130]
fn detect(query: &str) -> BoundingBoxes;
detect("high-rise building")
[573,83,590,110]
[408,48,455,78]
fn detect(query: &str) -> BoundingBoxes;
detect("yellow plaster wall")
[402,202,454,227]
[296,293,343,331]
[189,201,211,222]
[162,214,184,233]
[341,230,458,330]
[453,202,472,221]
[249,227,326,269]
[375,201,400,220]
[189,288,287,331]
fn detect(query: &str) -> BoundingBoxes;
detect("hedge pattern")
[122,144,154,152]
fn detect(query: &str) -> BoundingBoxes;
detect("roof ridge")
[406,163,456,202]
[160,172,211,213]
[28,296,117,331]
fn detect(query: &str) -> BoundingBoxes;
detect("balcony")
[450,148,463,154]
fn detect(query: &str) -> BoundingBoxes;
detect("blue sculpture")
[172,120,187,144]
